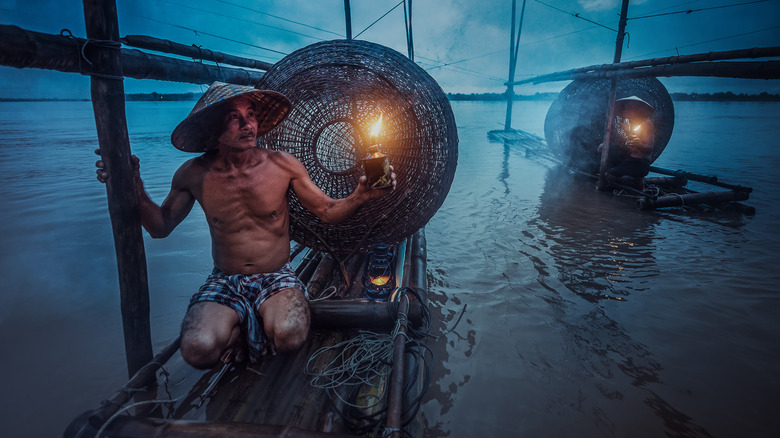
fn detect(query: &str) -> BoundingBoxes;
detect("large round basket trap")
[543,77,674,173]
[257,40,458,255]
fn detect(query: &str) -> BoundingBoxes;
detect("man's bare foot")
[220,331,248,364]
[220,345,247,364]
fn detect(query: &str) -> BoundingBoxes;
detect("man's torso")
[183,148,295,275]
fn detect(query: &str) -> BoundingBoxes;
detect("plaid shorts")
[189,263,306,361]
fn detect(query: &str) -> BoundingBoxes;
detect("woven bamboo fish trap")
[543,77,675,173]
[257,40,458,255]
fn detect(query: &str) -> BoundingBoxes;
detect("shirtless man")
[96,82,395,369]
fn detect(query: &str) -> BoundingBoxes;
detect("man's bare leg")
[180,302,244,369]
[258,288,310,353]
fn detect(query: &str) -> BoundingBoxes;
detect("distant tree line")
[446,92,557,101]
[125,92,198,101]
[445,91,780,102]
[669,91,780,102]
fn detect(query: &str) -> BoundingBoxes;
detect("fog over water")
[0,99,779,437]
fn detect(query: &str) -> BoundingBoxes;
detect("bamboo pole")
[408,229,427,304]
[306,253,338,298]
[503,0,527,131]
[571,60,780,82]
[386,236,413,438]
[121,34,274,71]
[404,0,414,61]
[386,299,409,438]
[504,0,517,132]
[82,0,153,378]
[401,228,428,438]
[649,166,752,192]
[298,252,324,284]
[0,25,264,85]
[507,46,780,86]
[309,299,423,329]
[636,190,749,210]
[597,0,630,191]
[88,337,180,430]
[344,0,353,40]
[103,416,360,438]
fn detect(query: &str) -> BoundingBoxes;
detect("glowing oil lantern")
[363,243,395,301]
[370,275,390,286]
[362,113,392,188]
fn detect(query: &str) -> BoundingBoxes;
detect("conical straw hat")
[171,81,291,152]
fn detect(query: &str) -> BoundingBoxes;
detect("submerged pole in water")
[82,0,153,377]
[597,0,631,191]
[504,0,527,131]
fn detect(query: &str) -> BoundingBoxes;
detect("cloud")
[578,0,619,12]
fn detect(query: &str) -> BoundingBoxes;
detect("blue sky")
[1,0,779,98]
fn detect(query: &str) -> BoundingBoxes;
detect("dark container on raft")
[543,77,675,174]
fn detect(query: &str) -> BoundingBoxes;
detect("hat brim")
[171,89,291,153]
[615,96,654,119]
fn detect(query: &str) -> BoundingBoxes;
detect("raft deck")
[67,230,430,438]
[488,128,755,214]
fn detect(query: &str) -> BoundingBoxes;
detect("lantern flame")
[370,275,390,286]
[633,123,642,133]
[370,114,383,138]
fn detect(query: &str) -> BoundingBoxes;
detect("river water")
[0,99,778,437]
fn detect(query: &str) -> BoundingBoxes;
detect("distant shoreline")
[445,91,780,102]
[1,91,779,102]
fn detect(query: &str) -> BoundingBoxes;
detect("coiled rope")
[305,288,433,436]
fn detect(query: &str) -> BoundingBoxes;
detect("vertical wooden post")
[344,0,353,40]
[597,0,631,191]
[404,0,414,61]
[504,0,527,131]
[82,0,153,377]
[504,0,517,131]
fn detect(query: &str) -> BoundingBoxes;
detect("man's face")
[217,97,258,151]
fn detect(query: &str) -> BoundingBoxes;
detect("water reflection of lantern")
[363,243,395,301]
[362,113,392,188]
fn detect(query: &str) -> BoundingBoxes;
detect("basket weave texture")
[544,77,675,173]
[257,40,458,255]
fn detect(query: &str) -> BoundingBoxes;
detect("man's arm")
[96,151,196,238]
[276,152,395,224]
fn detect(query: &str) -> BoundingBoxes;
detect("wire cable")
[216,0,345,37]
[533,0,617,32]
[159,0,325,40]
[354,0,405,39]
[137,15,289,55]
[628,0,773,20]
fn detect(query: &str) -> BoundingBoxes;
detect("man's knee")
[271,316,310,353]
[180,302,239,369]
[180,331,222,369]
[261,289,310,353]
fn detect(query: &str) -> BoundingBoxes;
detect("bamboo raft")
[488,129,755,214]
[65,230,430,438]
